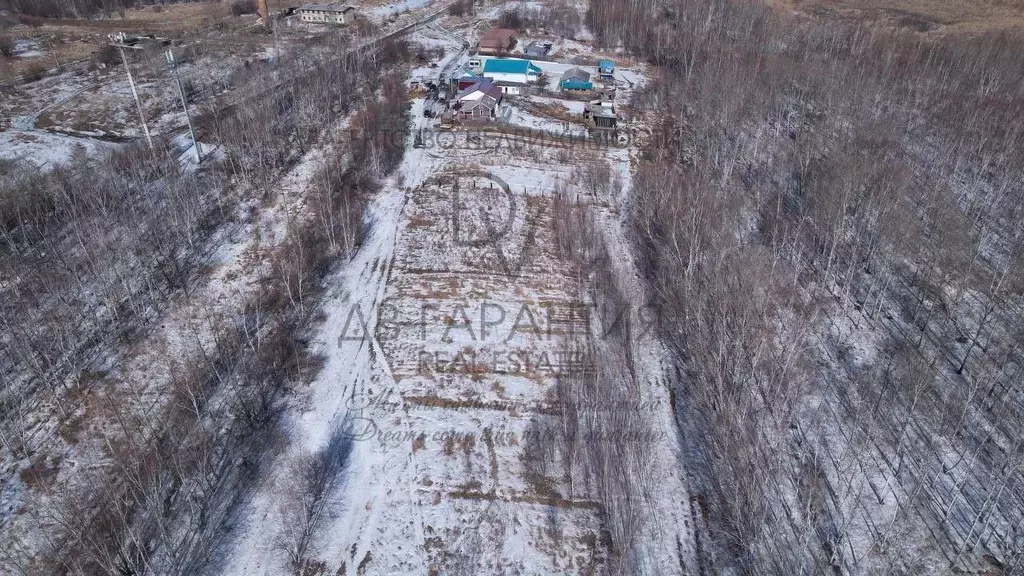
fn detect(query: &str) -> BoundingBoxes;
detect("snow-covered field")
[216,29,697,571]
[0,128,115,166]
[501,102,588,136]
[1,3,697,573]
[220,93,615,572]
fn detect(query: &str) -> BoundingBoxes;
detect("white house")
[481,58,542,94]
[296,3,357,24]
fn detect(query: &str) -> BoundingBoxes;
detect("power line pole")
[257,0,270,31]
[109,33,154,150]
[165,49,202,164]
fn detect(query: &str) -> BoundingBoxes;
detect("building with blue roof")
[481,58,543,94]
[451,68,484,92]
[560,68,593,92]
[598,59,616,80]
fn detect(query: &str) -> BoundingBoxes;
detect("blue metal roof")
[561,79,593,89]
[483,58,542,75]
[598,59,616,69]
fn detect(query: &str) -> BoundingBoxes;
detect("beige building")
[296,3,357,24]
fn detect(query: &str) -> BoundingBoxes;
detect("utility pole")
[165,49,202,164]
[109,33,154,151]
[257,0,271,31]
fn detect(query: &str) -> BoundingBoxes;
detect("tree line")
[588,0,1024,572]
[3,0,209,19]
[0,30,411,575]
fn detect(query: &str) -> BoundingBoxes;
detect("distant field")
[765,0,1024,34]
[0,0,295,82]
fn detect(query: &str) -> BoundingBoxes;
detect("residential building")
[584,100,617,130]
[481,58,542,94]
[560,68,593,92]
[478,28,517,54]
[598,59,616,80]
[451,68,483,92]
[454,79,503,121]
[296,3,357,24]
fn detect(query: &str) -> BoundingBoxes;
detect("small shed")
[598,59,615,80]
[560,68,592,92]
[584,100,617,130]
[524,41,552,57]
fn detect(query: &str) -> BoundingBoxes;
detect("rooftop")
[298,3,357,12]
[562,67,591,82]
[456,79,502,102]
[479,28,517,47]
[482,58,542,75]
[524,41,553,55]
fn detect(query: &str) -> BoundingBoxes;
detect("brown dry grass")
[766,0,1024,35]
[0,38,96,79]
[0,0,288,81]
[403,394,560,415]
[447,488,602,510]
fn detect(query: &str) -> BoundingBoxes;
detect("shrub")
[498,10,523,30]
[0,36,13,58]
[21,62,47,83]
[231,0,258,16]
[93,44,120,67]
[448,0,474,17]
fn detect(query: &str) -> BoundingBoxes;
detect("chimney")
[257,0,270,30]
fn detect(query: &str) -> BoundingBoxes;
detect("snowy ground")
[500,102,588,136]
[0,128,115,167]
[370,0,433,18]
[0,96,353,573]
[219,30,694,573]
[223,100,612,576]
[1,2,694,571]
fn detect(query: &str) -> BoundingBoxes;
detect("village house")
[296,3,357,24]
[598,59,616,81]
[478,28,517,55]
[451,68,483,92]
[453,79,503,121]
[481,58,542,95]
[584,99,617,130]
[560,68,593,92]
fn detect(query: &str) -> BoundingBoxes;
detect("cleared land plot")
[766,0,1024,34]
